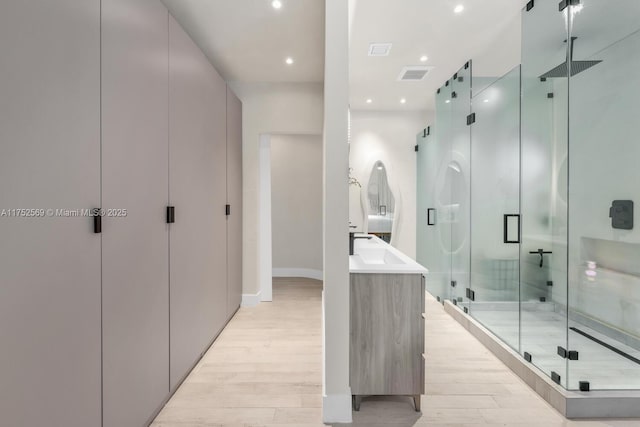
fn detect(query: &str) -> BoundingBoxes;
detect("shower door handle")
[427,208,436,226]
[503,214,520,243]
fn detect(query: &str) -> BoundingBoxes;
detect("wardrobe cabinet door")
[168,15,228,391]
[0,1,102,426]
[226,87,243,316]
[101,1,169,426]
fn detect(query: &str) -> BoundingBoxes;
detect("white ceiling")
[162,0,527,112]
[162,0,325,83]
[349,0,527,112]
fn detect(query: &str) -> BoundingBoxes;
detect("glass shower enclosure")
[417,0,640,392]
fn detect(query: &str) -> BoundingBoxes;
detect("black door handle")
[529,249,552,268]
[166,206,175,224]
[92,208,102,234]
[427,208,436,226]
[503,214,520,243]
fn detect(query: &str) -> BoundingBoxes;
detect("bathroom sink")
[352,235,381,250]
[349,234,428,274]
[355,247,404,265]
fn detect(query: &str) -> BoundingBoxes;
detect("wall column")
[322,0,351,422]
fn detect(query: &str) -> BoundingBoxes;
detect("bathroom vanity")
[349,235,428,411]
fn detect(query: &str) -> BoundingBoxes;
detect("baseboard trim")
[241,291,262,307]
[322,393,353,423]
[272,268,323,281]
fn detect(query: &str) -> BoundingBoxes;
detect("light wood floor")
[151,278,639,427]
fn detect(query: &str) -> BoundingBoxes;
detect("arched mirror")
[367,161,395,243]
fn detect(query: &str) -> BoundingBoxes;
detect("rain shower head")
[540,59,602,79]
[538,37,602,79]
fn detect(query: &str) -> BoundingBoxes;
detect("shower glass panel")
[450,63,472,308]
[566,0,640,390]
[416,130,428,268]
[433,81,453,301]
[416,127,449,301]
[469,66,521,351]
[520,0,569,387]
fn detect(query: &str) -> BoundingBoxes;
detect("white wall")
[228,82,324,297]
[271,134,323,275]
[322,0,351,422]
[349,110,431,258]
[258,134,273,303]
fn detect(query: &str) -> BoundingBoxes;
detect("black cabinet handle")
[427,208,436,226]
[226,204,231,216]
[166,206,175,224]
[503,214,520,243]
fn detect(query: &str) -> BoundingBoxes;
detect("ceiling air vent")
[368,43,392,56]
[398,66,434,81]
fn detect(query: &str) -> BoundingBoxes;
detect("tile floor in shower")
[469,305,640,390]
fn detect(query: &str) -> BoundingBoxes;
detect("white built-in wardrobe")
[0,1,243,426]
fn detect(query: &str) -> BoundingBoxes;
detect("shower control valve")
[529,249,552,268]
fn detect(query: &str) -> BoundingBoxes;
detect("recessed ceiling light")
[285,57,294,65]
[377,166,383,170]
[420,55,428,62]
[366,99,373,104]
[400,98,406,104]
[483,99,489,103]
[454,4,464,13]
[445,99,451,104]
[272,0,282,10]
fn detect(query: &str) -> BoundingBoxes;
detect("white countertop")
[349,234,428,274]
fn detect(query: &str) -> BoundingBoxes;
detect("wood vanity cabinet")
[350,273,425,411]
